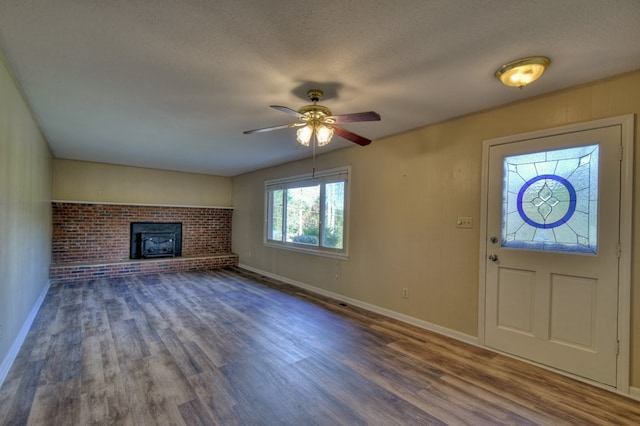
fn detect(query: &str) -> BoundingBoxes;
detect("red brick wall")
[52,203,233,264]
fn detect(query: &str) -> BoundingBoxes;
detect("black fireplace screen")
[130,222,182,259]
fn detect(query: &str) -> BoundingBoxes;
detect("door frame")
[478,114,634,393]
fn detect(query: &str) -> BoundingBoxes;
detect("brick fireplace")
[50,202,238,283]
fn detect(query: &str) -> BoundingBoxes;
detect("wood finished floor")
[1,268,639,425]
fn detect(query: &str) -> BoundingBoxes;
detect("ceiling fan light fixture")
[316,125,334,146]
[296,123,334,147]
[244,88,379,147]
[495,56,550,88]
[296,125,313,146]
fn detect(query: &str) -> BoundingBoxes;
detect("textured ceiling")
[1,0,640,176]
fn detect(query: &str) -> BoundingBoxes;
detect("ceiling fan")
[243,89,381,147]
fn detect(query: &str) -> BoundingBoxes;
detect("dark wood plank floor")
[1,268,639,425]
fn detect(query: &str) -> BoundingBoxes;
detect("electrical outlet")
[402,288,409,299]
[456,217,473,228]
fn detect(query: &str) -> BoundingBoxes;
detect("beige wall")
[232,70,640,387]
[53,159,232,207]
[0,50,53,377]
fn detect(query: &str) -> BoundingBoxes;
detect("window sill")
[264,242,349,261]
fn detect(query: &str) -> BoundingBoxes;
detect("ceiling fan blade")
[327,111,380,123]
[270,105,303,118]
[243,122,302,134]
[333,126,372,146]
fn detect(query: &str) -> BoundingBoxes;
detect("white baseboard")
[630,386,640,401]
[0,280,50,388]
[238,264,478,346]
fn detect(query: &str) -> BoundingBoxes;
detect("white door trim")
[478,114,634,394]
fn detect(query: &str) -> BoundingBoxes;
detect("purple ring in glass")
[517,174,577,229]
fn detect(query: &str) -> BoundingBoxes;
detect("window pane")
[323,181,345,249]
[264,167,349,258]
[286,186,320,246]
[268,189,284,241]
[502,144,599,254]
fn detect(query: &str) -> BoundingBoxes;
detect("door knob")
[488,253,498,262]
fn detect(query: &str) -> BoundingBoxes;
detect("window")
[265,167,349,258]
[502,144,599,254]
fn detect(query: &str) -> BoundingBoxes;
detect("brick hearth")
[50,202,237,283]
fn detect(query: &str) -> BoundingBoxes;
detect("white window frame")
[264,166,350,260]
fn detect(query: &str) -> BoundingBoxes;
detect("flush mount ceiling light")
[495,56,550,88]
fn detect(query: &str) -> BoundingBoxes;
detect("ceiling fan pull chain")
[312,132,317,177]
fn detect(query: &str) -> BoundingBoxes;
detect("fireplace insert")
[130,222,182,259]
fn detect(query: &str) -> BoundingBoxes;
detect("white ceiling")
[1,1,639,176]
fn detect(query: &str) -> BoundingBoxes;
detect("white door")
[484,124,621,386]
